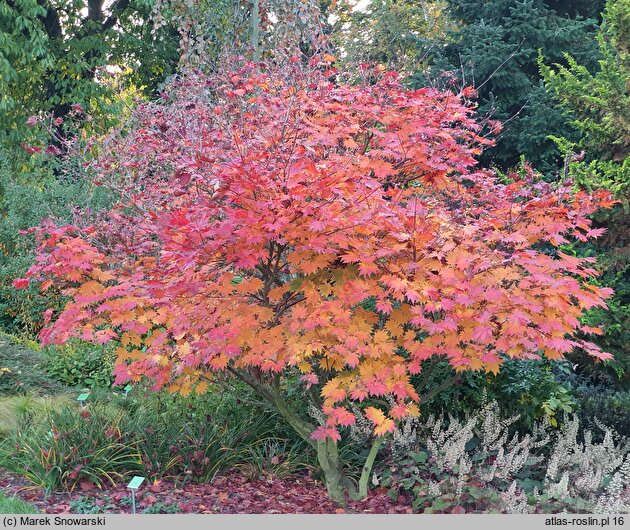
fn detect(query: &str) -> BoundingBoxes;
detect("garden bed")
[0,470,411,514]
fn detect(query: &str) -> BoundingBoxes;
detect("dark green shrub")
[420,0,603,173]
[574,254,630,389]
[541,0,630,392]
[0,148,111,337]
[415,357,576,430]
[574,386,630,437]
[553,356,630,437]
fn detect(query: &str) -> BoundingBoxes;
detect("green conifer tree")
[419,0,604,174]
[541,0,629,385]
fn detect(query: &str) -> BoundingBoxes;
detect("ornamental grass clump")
[0,403,141,494]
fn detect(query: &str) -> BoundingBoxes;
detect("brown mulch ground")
[0,470,413,514]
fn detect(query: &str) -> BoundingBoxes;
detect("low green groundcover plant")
[42,339,116,389]
[0,333,68,396]
[0,492,38,514]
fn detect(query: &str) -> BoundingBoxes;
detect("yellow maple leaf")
[374,418,396,436]
[364,406,386,426]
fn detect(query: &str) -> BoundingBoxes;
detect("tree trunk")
[317,439,350,506]
[250,0,260,61]
[316,436,384,505]
[227,366,384,506]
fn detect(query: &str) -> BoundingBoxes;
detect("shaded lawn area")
[0,490,38,514]
[0,334,69,397]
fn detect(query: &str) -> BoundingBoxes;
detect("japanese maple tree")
[16,59,615,504]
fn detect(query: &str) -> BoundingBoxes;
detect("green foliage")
[0,403,143,494]
[154,0,326,67]
[154,0,251,66]
[0,333,69,396]
[69,497,114,514]
[421,0,603,173]
[542,0,629,171]
[0,0,179,151]
[541,0,629,389]
[379,451,508,513]
[0,1,50,119]
[584,391,630,437]
[571,382,630,436]
[240,439,315,480]
[576,251,630,386]
[0,149,111,336]
[142,502,182,514]
[113,386,312,482]
[0,491,38,514]
[43,340,116,388]
[0,394,71,438]
[415,357,576,430]
[328,0,451,74]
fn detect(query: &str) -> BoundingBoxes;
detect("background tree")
[541,0,629,386]
[0,0,180,150]
[327,0,451,75]
[18,61,614,504]
[0,0,181,335]
[153,0,329,67]
[420,0,604,173]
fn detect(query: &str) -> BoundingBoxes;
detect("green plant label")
[124,384,133,393]
[77,393,89,402]
[127,476,145,490]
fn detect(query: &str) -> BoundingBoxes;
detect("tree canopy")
[17,60,615,503]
